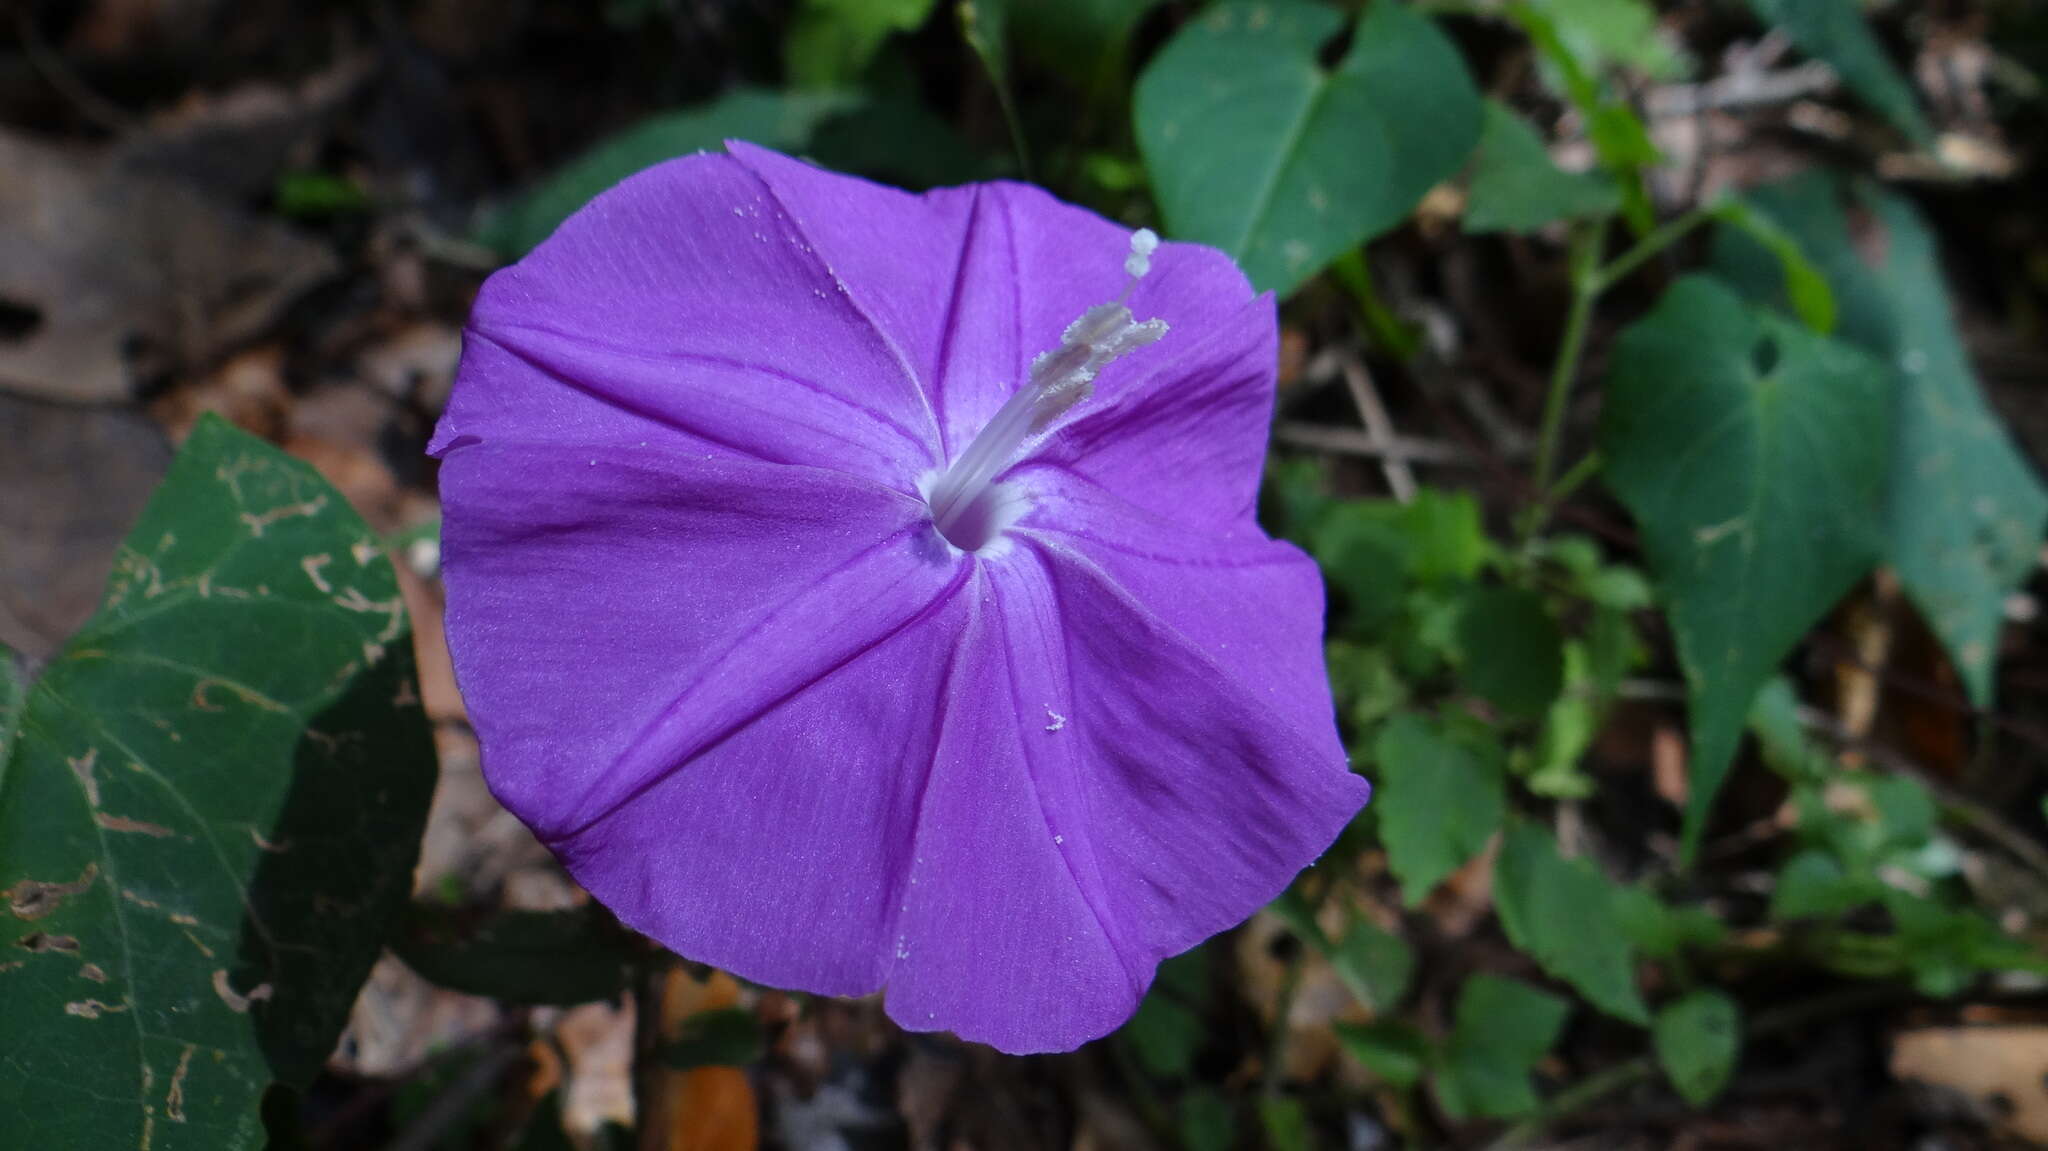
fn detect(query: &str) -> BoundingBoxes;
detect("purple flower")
[429,142,1369,1053]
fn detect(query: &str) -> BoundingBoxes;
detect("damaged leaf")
[0,415,435,1149]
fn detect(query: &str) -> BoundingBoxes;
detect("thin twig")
[1272,422,1482,466]
[18,9,134,132]
[1312,348,1418,501]
[1645,61,1840,118]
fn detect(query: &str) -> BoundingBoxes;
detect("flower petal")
[885,542,1366,1052]
[723,145,1272,526]
[550,588,973,997]
[883,557,1140,1052]
[725,142,1017,462]
[1012,462,1340,752]
[432,152,943,486]
[1033,533,1367,947]
[437,442,965,845]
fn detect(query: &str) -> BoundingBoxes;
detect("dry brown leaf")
[1891,1025,2048,1143]
[1423,834,1498,940]
[0,394,171,659]
[1235,911,1367,1083]
[333,952,502,1077]
[150,345,292,443]
[114,55,373,200]
[0,129,334,404]
[357,322,463,411]
[283,433,405,533]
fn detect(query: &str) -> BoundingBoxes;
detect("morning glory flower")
[429,142,1369,1053]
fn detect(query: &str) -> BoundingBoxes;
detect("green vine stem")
[1518,204,1725,547]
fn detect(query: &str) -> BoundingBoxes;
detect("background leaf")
[0,642,22,763]
[660,1007,766,1069]
[1465,100,1620,233]
[474,90,862,257]
[1373,713,1506,906]
[1455,585,1566,718]
[1507,0,1660,230]
[1526,0,1687,80]
[785,0,938,88]
[1120,946,1211,1078]
[1746,0,1931,143]
[1257,1095,1311,1151]
[0,415,434,1149]
[1330,916,1416,1011]
[1008,0,1160,92]
[1133,0,1481,295]
[390,902,641,1006]
[1336,1020,1430,1088]
[1432,974,1571,1120]
[1710,198,1837,333]
[1714,173,2048,706]
[1653,990,1740,1105]
[1495,822,1649,1023]
[1177,1089,1236,1151]
[1597,276,1891,856]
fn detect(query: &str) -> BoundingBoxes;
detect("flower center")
[925,229,1169,553]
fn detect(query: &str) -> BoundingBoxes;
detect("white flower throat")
[924,229,1168,553]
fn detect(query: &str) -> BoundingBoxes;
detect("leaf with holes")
[1713,173,2048,707]
[0,415,435,1148]
[1598,276,1890,858]
[1133,0,1481,295]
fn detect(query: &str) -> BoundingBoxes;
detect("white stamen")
[1124,227,1159,278]
[925,230,1168,551]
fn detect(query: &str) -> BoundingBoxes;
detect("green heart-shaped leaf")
[1712,173,2048,706]
[1134,0,1481,295]
[1598,276,1891,857]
